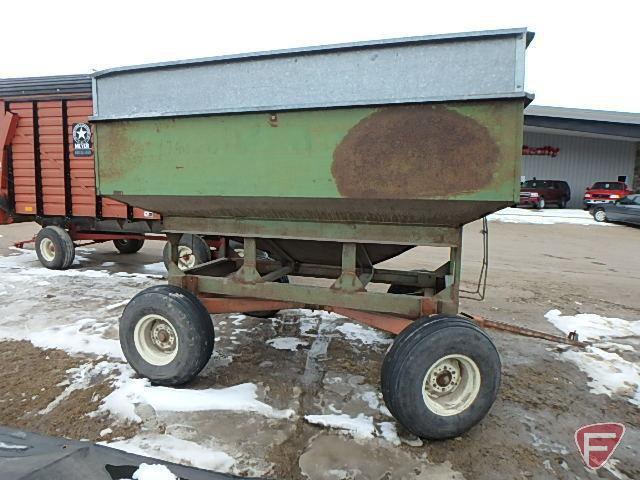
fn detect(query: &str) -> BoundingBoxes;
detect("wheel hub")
[151,322,176,351]
[133,314,179,366]
[427,359,460,394]
[422,354,481,416]
[40,238,56,262]
[177,245,196,270]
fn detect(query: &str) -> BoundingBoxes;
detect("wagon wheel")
[119,285,214,386]
[35,226,75,270]
[162,234,212,271]
[114,238,145,254]
[381,316,501,439]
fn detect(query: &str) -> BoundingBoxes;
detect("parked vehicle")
[92,28,533,441]
[519,179,571,209]
[0,75,169,269]
[583,181,633,210]
[591,194,640,225]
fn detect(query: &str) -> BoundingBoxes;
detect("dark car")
[592,194,640,226]
[519,179,571,209]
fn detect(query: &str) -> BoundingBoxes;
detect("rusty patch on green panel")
[96,123,138,186]
[331,105,499,198]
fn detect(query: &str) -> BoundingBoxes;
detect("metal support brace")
[331,243,366,292]
[435,229,463,314]
[234,238,262,283]
[166,233,184,282]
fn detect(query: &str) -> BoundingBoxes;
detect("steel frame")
[167,232,463,333]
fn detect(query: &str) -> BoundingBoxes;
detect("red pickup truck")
[583,182,634,210]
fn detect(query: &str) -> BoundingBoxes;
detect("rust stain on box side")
[331,105,500,198]
[95,123,138,186]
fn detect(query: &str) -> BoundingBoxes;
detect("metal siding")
[522,132,636,208]
[92,29,529,121]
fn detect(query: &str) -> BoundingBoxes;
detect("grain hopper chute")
[93,28,533,439]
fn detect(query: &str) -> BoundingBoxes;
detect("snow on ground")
[0,248,407,472]
[44,360,294,423]
[487,208,616,226]
[130,382,295,419]
[304,413,402,445]
[266,336,309,351]
[0,248,164,279]
[305,413,375,440]
[562,347,640,406]
[143,261,167,276]
[130,463,178,480]
[0,249,162,358]
[545,309,640,341]
[335,322,392,345]
[23,318,124,359]
[108,434,235,472]
[545,309,640,406]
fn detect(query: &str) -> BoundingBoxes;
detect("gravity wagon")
[92,28,533,439]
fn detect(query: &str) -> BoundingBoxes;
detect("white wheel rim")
[40,238,56,262]
[539,199,545,208]
[595,210,605,221]
[177,245,196,270]
[422,354,481,416]
[133,314,179,366]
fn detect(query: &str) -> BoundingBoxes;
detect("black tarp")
[0,427,256,480]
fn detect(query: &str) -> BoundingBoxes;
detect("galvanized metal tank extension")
[91,28,532,252]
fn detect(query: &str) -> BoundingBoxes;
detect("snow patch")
[487,208,616,226]
[361,391,380,409]
[143,262,167,276]
[107,434,235,472]
[0,249,161,280]
[131,463,177,480]
[378,422,401,446]
[335,323,392,345]
[545,309,640,341]
[266,337,308,351]
[562,347,640,405]
[22,318,123,360]
[139,382,295,419]
[39,363,102,414]
[97,365,295,423]
[305,413,375,439]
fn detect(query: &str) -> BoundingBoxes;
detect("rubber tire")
[557,198,567,209]
[162,234,212,271]
[536,197,545,210]
[248,276,290,318]
[381,316,501,440]
[593,208,607,223]
[35,226,75,270]
[113,238,145,254]
[120,285,214,386]
[380,314,448,419]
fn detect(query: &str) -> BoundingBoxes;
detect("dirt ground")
[0,218,639,479]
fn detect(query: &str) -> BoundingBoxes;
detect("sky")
[2,0,639,112]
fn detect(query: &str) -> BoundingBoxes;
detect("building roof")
[0,74,92,100]
[525,105,640,140]
[526,105,640,126]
